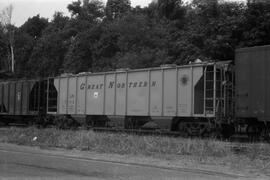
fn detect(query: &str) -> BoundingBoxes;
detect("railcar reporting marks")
[79,80,157,90]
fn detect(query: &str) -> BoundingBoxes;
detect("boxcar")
[47,61,234,135]
[236,45,270,122]
[235,45,270,136]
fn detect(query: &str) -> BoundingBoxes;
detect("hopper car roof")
[52,60,232,79]
[236,44,270,53]
[0,78,42,83]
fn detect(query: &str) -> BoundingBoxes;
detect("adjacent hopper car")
[0,79,47,124]
[1,45,270,138]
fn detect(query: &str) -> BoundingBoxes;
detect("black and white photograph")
[0,0,270,179]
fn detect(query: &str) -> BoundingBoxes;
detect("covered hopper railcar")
[47,61,234,136]
[0,79,47,125]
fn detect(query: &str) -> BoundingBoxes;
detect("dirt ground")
[1,143,268,180]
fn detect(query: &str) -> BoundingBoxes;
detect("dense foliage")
[1,0,270,77]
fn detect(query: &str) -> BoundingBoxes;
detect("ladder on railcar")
[204,63,234,123]
[204,65,216,116]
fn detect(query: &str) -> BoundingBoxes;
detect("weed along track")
[1,123,268,144]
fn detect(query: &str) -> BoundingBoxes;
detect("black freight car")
[0,79,47,125]
[235,45,270,138]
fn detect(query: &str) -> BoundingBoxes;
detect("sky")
[0,0,244,27]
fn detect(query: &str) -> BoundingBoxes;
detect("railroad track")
[92,127,182,137]
[92,127,270,142]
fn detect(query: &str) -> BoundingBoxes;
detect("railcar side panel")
[86,75,104,115]
[178,68,192,116]
[115,73,126,115]
[163,69,177,116]
[15,82,22,115]
[0,83,6,114]
[28,81,37,114]
[104,74,115,115]
[76,77,86,114]
[236,49,252,118]
[59,78,68,114]
[67,78,76,114]
[250,50,265,119]
[3,83,9,113]
[22,82,29,115]
[127,71,148,116]
[150,70,162,116]
[9,83,15,115]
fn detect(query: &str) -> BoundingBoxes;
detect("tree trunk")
[10,44,14,73]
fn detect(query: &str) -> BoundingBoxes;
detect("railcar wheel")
[124,116,151,130]
[266,124,270,142]
[0,121,7,127]
[124,116,133,129]
[265,131,270,142]
[246,124,260,141]
[258,124,270,141]
[0,116,9,126]
[177,121,188,137]
[221,124,235,139]
[209,130,222,139]
[54,115,80,130]
[85,115,109,128]
[34,115,54,128]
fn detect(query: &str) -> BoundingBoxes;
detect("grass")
[0,127,231,156]
[0,127,270,175]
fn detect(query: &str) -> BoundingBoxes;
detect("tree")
[239,2,270,47]
[13,31,35,76]
[26,13,70,77]
[20,14,49,39]
[157,0,186,20]
[66,0,105,36]
[164,1,245,63]
[102,13,170,68]
[27,31,68,77]
[105,0,131,20]
[4,0,270,78]
[0,25,8,71]
[63,26,105,73]
[51,12,69,30]
[191,0,219,22]
[0,4,15,73]
[67,0,104,22]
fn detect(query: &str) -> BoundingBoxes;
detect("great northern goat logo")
[180,75,189,85]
